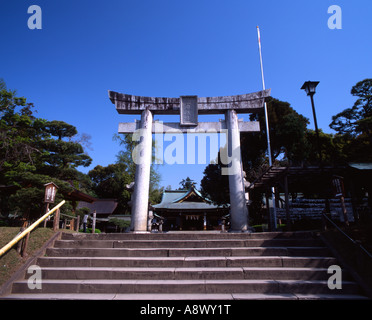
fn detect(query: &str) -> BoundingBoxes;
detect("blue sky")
[1,0,371,189]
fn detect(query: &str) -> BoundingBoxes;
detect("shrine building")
[152,185,229,231]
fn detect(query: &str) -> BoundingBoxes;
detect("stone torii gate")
[109,89,270,232]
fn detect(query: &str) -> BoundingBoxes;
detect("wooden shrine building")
[152,185,229,231]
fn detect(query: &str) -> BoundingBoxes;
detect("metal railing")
[322,212,372,298]
[322,213,372,260]
[0,200,65,257]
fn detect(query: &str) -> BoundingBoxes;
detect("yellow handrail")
[0,200,65,257]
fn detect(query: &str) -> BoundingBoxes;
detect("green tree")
[178,177,195,190]
[246,97,309,167]
[88,132,163,216]
[109,217,131,232]
[201,97,311,206]
[0,79,47,179]
[113,133,162,204]
[88,163,131,213]
[330,79,372,139]
[6,172,74,220]
[39,120,92,181]
[0,80,92,220]
[330,78,372,162]
[304,129,346,165]
[149,186,164,204]
[200,160,229,206]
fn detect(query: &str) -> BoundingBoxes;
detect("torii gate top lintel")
[108,89,271,115]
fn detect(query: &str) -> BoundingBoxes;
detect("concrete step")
[45,246,331,258]
[54,238,324,248]
[4,231,368,300]
[11,279,362,295]
[2,293,369,300]
[31,266,347,281]
[37,256,338,268]
[61,231,317,241]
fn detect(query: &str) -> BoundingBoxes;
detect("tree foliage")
[178,177,195,190]
[38,120,92,181]
[330,79,372,137]
[330,78,372,162]
[88,163,131,214]
[88,133,163,215]
[246,97,309,167]
[113,133,162,204]
[0,81,45,178]
[0,80,92,220]
[201,97,310,206]
[201,80,372,210]
[200,161,229,206]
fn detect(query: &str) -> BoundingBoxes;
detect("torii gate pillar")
[131,109,153,232]
[225,109,249,231]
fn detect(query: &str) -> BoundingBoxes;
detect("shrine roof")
[153,185,228,211]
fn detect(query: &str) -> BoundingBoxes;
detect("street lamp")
[301,81,322,164]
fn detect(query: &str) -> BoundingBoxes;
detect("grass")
[0,227,73,288]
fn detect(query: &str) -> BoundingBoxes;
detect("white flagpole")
[256,26,277,230]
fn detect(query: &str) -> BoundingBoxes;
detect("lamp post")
[301,81,321,164]
[43,182,58,228]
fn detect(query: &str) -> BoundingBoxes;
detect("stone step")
[61,231,316,241]
[2,293,369,300]
[11,279,362,295]
[54,238,324,248]
[31,266,347,281]
[37,256,338,268]
[45,246,331,258]
[4,231,368,300]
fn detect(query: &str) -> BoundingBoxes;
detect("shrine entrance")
[152,185,229,231]
[182,216,204,231]
[109,89,270,232]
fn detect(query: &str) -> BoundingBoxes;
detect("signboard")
[180,95,198,126]
[332,175,345,198]
[44,182,58,203]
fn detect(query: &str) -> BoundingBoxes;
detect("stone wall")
[275,198,369,222]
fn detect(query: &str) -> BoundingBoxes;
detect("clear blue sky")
[1,0,371,189]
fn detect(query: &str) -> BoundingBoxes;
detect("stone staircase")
[2,231,369,300]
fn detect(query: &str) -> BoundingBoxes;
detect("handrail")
[322,213,372,259]
[0,200,65,257]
